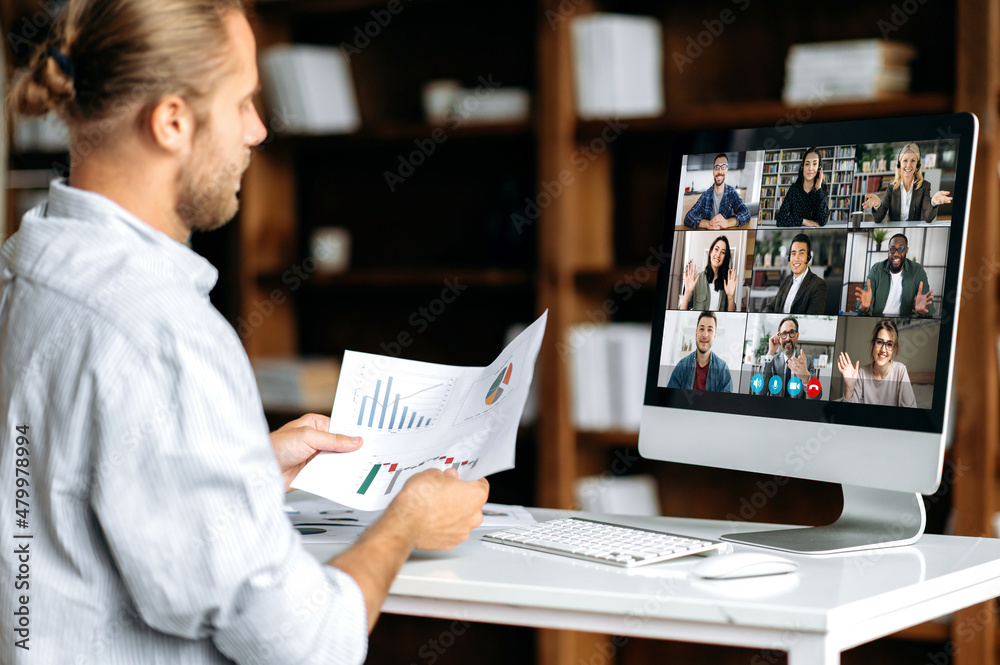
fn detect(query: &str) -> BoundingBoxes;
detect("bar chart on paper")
[351,367,453,433]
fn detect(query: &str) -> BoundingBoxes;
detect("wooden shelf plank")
[259,267,533,288]
[890,619,951,643]
[577,430,639,448]
[574,265,659,292]
[272,120,533,150]
[577,93,954,136]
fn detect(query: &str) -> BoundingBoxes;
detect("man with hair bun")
[0,2,488,664]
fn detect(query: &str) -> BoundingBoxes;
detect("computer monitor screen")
[639,113,978,553]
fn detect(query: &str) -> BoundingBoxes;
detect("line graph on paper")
[350,365,454,433]
[354,449,479,497]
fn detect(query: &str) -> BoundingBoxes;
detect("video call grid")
[657,139,960,409]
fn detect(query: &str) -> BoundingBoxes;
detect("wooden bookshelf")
[536,2,1000,665]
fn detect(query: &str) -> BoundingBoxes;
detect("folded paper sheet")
[292,311,547,509]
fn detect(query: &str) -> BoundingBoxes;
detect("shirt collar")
[791,266,810,285]
[46,178,218,295]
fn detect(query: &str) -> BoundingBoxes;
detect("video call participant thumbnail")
[855,233,935,317]
[861,143,952,223]
[666,311,734,392]
[759,316,822,399]
[679,235,739,311]
[775,147,830,227]
[838,319,917,408]
[683,153,751,230]
[762,233,827,315]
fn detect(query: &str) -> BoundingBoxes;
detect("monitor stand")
[720,485,926,555]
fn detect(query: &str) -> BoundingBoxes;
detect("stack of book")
[259,44,361,134]
[570,13,664,120]
[782,40,916,104]
[568,323,651,431]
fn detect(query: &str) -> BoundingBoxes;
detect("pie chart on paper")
[485,363,513,405]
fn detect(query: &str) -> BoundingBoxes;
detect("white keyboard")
[482,517,733,568]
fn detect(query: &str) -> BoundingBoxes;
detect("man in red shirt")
[666,311,734,392]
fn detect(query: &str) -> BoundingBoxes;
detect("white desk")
[304,509,1000,665]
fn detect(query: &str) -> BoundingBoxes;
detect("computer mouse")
[691,552,799,580]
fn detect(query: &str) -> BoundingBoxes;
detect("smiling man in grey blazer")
[758,317,823,399]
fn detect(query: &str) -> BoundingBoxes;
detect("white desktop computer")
[639,113,978,554]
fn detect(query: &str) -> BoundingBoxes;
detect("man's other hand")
[388,469,490,551]
[270,414,362,492]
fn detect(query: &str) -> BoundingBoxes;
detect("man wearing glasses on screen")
[758,317,822,399]
[855,233,935,317]
[684,153,752,230]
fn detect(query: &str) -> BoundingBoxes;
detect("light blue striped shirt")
[0,179,367,664]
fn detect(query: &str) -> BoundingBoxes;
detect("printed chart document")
[292,311,547,509]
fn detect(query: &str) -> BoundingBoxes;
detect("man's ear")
[148,94,195,154]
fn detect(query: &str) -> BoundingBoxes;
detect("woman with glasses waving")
[838,319,917,407]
